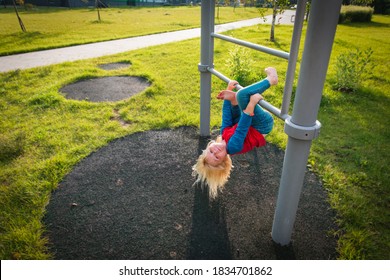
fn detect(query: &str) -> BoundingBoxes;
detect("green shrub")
[339,5,374,23]
[225,46,256,86]
[333,47,374,93]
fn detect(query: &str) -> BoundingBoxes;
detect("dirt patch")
[98,62,131,70]
[110,109,130,128]
[60,76,150,102]
[44,127,338,260]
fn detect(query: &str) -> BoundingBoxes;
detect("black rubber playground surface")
[44,126,338,260]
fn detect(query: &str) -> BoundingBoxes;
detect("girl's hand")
[227,80,239,91]
[250,93,263,104]
[244,94,263,116]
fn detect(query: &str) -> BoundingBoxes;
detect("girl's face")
[205,141,227,167]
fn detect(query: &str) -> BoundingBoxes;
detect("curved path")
[0,11,297,72]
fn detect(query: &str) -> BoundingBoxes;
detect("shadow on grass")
[340,20,390,28]
[0,31,62,56]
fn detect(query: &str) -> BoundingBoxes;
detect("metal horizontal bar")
[207,67,230,83]
[207,67,289,121]
[211,33,290,60]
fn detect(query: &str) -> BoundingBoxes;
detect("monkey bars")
[199,0,342,246]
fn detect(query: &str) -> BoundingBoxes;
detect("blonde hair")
[192,136,233,199]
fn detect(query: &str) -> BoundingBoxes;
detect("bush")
[225,47,256,86]
[333,47,374,93]
[339,5,374,23]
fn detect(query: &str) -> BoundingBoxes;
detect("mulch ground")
[44,127,338,260]
[60,76,150,102]
[44,75,338,260]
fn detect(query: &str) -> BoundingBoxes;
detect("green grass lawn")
[0,6,262,56]
[0,7,389,259]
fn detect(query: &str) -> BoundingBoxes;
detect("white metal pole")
[272,0,343,246]
[280,0,307,118]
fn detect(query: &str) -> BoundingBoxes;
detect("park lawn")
[0,5,263,56]
[0,13,389,259]
[310,16,390,259]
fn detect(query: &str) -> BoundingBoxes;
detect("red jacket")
[222,124,266,155]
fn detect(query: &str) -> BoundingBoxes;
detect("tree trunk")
[12,0,26,32]
[96,0,101,22]
[270,0,277,41]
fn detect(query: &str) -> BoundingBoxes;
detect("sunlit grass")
[0,6,263,55]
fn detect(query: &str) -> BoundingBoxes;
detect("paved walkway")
[0,11,296,73]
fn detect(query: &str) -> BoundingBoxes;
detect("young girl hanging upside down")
[192,67,278,199]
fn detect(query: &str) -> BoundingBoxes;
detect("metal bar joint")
[198,63,211,73]
[284,117,321,140]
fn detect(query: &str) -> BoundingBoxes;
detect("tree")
[95,0,101,22]
[81,0,103,22]
[268,0,290,42]
[12,0,26,32]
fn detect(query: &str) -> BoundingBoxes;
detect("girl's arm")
[226,113,252,154]
[220,100,235,134]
